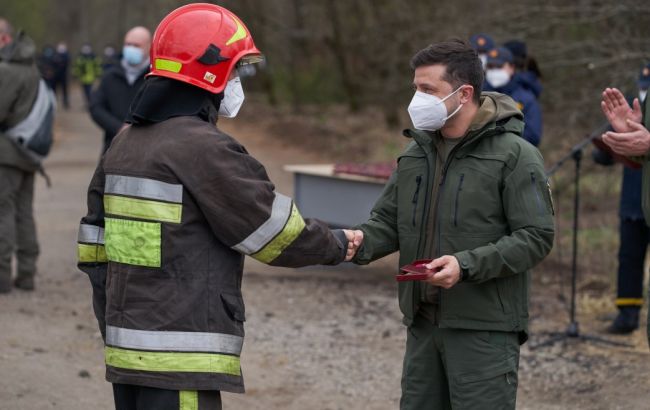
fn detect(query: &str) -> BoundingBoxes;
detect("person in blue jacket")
[469,33,494,71]
[503,40,543,99]
[483,46,542,146]
[592,63,650,334]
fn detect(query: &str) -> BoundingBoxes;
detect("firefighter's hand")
[602,119,650,157]
[424,255,461,289]
[343,229,363,261]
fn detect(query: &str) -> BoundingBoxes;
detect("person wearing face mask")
[89,26,151,153]
[347,39,554,409]
[48,41,71,109]
[469,33,494,71]
[77,5,359,409]
[592,63,650,335]
[483,46,542,146]
[503,40,543,99]
[73,43,101,107]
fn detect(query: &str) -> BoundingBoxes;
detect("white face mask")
[219,76,245,118]
[640,89,647,103]
[485,68,511,88]
[407,87,463,131]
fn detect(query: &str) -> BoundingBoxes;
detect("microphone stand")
[531,124,631,349]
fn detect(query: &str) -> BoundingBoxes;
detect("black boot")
[606,307,640,334]
[14,276,35,291]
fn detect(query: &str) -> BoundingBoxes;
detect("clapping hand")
[601,88,642,133]
[342,229,364,261]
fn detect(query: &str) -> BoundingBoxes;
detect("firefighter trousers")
[112,383,222,410]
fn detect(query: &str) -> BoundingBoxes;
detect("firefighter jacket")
[77,115,347,392]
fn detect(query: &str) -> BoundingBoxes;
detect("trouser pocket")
[454,358,518,410]
[444,329,520,410]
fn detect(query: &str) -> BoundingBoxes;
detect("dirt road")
[1,90,649,409]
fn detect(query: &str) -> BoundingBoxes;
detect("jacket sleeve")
[76,160,108,340]
[352,171,400,264]
[522,97,542,147]
[181,135,347,268]
[454,144,554,283]
[0,67,18,126]
[89,75,123,137]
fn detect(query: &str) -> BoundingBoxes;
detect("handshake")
[342,229,364,261]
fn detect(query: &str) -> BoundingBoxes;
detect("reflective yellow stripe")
[155,58,182,73]
[104,195,182,223]
[105,346,241,376]
[616,298,644,306]
[78,244,107,263]
[251,203,305,263]
[226,16,247,46]
[104,218,161,267]
[179,391,198,410]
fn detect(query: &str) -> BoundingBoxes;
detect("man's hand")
[343,229,363,261]
[424,255,461,289]
[602,118,650,157]
[601,87,643,133]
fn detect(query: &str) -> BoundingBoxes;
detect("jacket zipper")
[530,172,544,216]
[453,173,465,227]
[412,175,422,227]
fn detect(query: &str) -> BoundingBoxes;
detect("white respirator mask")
[407,87,464,131]
[485,68,511,88]
[218,76,245,118]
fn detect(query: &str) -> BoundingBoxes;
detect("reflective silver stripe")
[105,175,183,203]
[78,224,104,245]
[232,193,293,255]
[105,326,243,355]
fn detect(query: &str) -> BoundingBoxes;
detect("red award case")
[396,259,438,281]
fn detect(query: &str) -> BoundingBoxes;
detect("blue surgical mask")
[123,45,144,66]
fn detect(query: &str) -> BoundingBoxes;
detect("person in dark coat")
[89,26,150,153]
[53,42,70,109]
[483,47,542,146]
[593,63,650,334]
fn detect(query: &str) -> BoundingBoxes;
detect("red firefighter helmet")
[148,3,263,94]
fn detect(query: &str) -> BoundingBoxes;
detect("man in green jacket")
[601,85,650,346]
[351,40,555,409]
[0,18,42,293]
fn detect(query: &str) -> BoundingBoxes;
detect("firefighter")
[76,4,359,409]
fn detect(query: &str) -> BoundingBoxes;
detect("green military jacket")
[0,32,41,172]
[354,93,555,339]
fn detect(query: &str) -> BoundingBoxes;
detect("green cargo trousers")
[401,314,520,410]
[0,166,39,288]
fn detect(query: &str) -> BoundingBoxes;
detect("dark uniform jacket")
[354,93,554,341]
[77,115,347,392]
[89,64,146,150]
[483,77,542,146]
